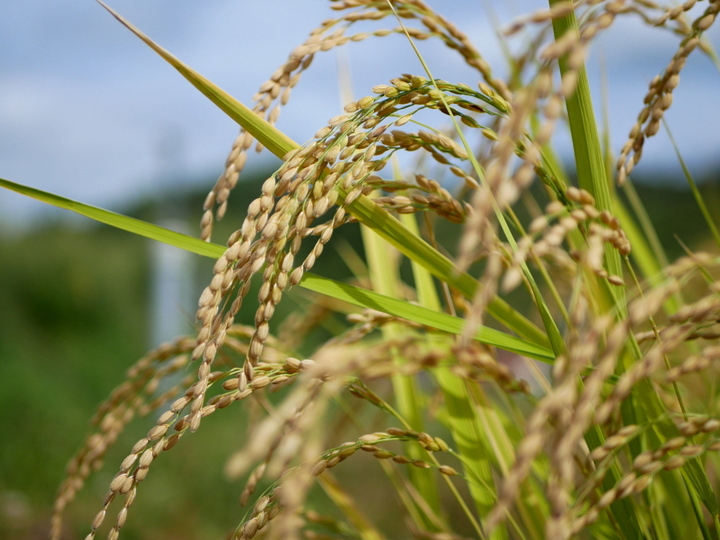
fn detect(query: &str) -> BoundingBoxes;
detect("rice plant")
[3,0,720,538]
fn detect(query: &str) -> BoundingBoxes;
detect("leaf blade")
[0,177,554,362]
[98,1,552,351]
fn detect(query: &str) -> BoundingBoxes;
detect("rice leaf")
[97,1,551,350]
[0,176,553,362]
[361,206,442,527]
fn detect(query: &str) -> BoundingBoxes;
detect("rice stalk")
[0,0,713,538]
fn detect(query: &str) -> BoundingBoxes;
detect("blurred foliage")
[0,224,149,538]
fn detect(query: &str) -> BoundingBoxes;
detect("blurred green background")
[0,168,373,539]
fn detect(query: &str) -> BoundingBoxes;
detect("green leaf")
[361,203,443,528]
[98,1,552,351]
[297,274,553,362]
[97,1,296,159]
[0,176,554,363]
[0,176,221,259]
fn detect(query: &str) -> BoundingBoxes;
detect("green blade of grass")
[361,202,442,529]
[401,213,501,538]
[0,177,553,363]
[97,1,296,159]
[550,1,719,533]
[299,274,553,362]
[386,2,563,360]
[339,191,551,350]
[97,1,551,351]
[548,3,644,537]
[0,177,222,259]
[548,2,623,297]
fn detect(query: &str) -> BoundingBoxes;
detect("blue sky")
[1,1,719,229]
